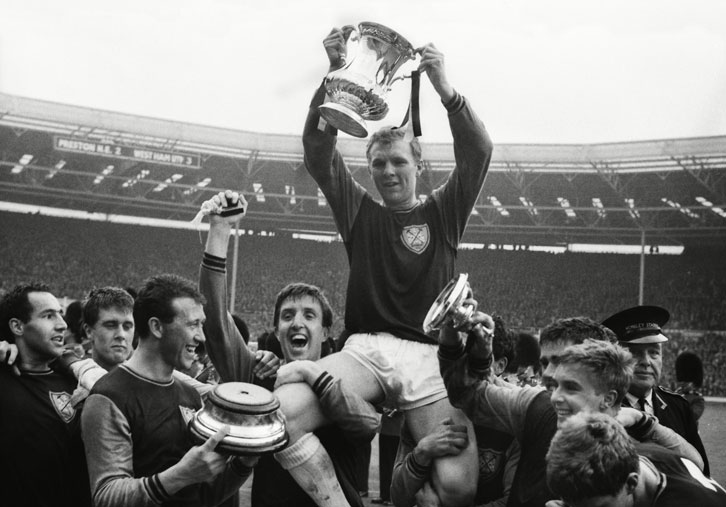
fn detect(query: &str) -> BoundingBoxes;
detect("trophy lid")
[207,382,280,415]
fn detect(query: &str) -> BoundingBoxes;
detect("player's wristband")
[627,412,656,441]
[468,354,493,379]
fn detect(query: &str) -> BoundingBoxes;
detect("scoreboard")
[54,136,201,168]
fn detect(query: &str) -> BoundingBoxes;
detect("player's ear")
[625,472,639,494]
[148,317,163,340]
[8,318,24,338]
[601,389,618,409]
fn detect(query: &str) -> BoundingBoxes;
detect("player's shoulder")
[657,385,690,404]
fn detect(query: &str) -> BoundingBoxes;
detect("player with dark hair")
[0,282,92,507]
[546,412,726,507]
[81,274,256,507]
[198,190,379,507]
[539,316,618,391]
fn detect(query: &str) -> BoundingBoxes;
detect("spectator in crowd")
[198,190,379,507]
[439,309,705,507]
[674,350,706,423]
[546,412,726,507]
[0,283,92,507]
[503,331,541,387]
[392,314,518,507]
[81,274,257,507]
[277,25,494,506]
[602,305,709,475]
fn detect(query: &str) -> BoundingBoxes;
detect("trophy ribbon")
[399,69,422,139]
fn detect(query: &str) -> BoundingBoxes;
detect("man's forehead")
[171,297,204,317]
[370,140,414,157]
[28,291,61,312]
[281,295,322,312]
[553,363,600,390]
[97,306,134,321]
[541,339,574,358]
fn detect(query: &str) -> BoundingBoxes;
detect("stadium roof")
[2,92,725,248]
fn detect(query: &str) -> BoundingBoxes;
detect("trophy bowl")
[423,273,473,334]
[319,21,415,138]
[189,382,288,456]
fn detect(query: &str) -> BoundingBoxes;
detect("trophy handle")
[339,25,360,69]
[388,53,420,86]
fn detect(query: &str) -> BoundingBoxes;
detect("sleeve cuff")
[406,450,431,480]
[438,342,466,361]
[443,91,464,115]
[145,474,172,504]
[202,252,226,273]
[467,354,493,379]
[627,412,657,441]
[312,371,334,397]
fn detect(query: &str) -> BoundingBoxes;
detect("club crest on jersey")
[401,224,430,254]
[479,448,503,477]
[49,391,76,423]
[179,406,196,425]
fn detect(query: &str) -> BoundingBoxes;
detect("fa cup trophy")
[319,22,416,138]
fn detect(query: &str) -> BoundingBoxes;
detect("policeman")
[602,305,710,475]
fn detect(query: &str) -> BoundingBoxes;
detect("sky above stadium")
[1,0,725,145]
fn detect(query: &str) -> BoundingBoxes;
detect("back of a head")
[133,274,204,339]
[257,330,283,359]
[546,412,639,504]
[491,315,513,363]
[675,351,704,387]
[64,300,84,336]
[540,316,616,347]
[0,282,52,343]
[505,331,541,374]
[557,339,634,403]
[231,314,250,344]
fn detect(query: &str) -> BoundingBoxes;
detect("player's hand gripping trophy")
[424,274,495,378]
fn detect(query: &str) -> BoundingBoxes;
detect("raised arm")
[438,313,541,441]
[198,190,280,383]
[415,42,493,244]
